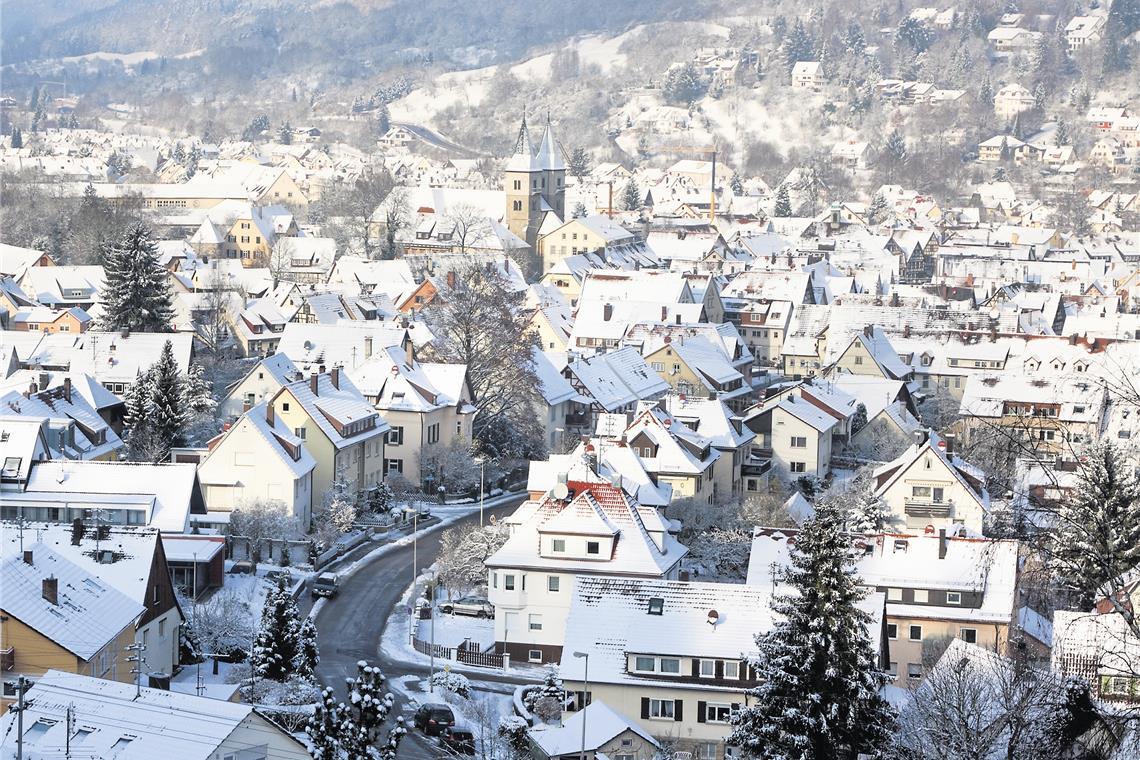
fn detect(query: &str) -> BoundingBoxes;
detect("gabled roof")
[872,431,989,510]
[534,121,567,172]
[275,372,388,448]
[565,347,670,411]
[0,544,143,659]
[529,701,659,756]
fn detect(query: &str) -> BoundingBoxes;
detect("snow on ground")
[392,672,515,755]
[416,613,495,650]
[169,659,241,701]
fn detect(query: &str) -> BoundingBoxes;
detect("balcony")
[904,499,952,518]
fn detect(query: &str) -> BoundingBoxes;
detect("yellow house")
[269,368,389,501]
[538,215,643,273]
[0,544,143,708]
[827,326,912,381]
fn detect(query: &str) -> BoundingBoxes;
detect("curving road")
[313,497,526,758]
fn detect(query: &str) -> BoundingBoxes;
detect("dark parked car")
[228,560,254,575]
[311,572,339,599]
[413,703,455,736]
[438,724,476,755]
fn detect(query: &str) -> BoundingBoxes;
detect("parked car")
[311,572,339,599]
[438,597,494,618]
[228,560,253,575]
[265,569,292,585]
[413,703,455,736]
[438,724,476,755]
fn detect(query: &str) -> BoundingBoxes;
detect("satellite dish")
[552,483,569,500]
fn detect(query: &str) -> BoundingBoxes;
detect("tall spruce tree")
[101,222,175,333]
[147,340,187,461]
[774,183,793,217]
[250,573,301,681]
[620,178,641,211]
[1051,442,1140,608]
[306,687,343,760]
[123,368,156,462]
[728,500,895,757]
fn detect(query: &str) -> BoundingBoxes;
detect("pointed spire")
[535,117,566,172]
[506,114,540,172]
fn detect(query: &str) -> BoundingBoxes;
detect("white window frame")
[648,698,675,720]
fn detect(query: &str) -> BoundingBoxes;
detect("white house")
[791,61,824,90]
[872,430,990,533]
[486,481,687,664]
[197,402,317,525]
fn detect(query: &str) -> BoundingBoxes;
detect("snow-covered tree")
[663,61,707,104]
[100,222,175,333]
[420,437,481,495]
[824,466,889,535]
[620,178,641,211]
[782,19,816,72]
[277,121,293,144]
[850,402,868,435]
[1051,442,1140,609]
[306,687,343,760]
[249,573,301,681]
[730,173,745,195]
[436,522,510,593]
[572,201,589,218]
[10,127,22,149]
[773,183,793,217]
[342,661,400,758]
[294,616,320,679]
[881,129,908,183]
[313,480,357,549]
[524,665,566,722]
[229,500,302,564]
[365,481,395,514]
[727,500,895,757]
[146,340,187,460]
[186,587,258,659]
[686,526,753,580]
[568,146,591,182]
[866,191,888,225]
[123,370,156,462]
[421,265,546,461]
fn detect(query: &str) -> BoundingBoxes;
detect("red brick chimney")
[266,402,275,427]
[63,376,72,403]
[42,576,58,606]
[331,366,340,390]
[310,372,319,396]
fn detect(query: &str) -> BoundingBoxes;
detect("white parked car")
[438,596,494,618]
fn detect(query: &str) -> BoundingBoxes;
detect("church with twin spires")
[504,116,566,249]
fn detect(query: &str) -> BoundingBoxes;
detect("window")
[504,575,516,591]
[552,539,565,552]
[529,649,542,663]
[909,625,923,641]
[548,575,560,592]
[385,459,403,474]
[387,427,404,445]
[723,660,740,679]
[960,627,977,644]
[427,423,440,444]
[294,427,306,440]
[699,659,716,677]
[659,658,680,674]
[907,663,923,680]
[697,743,718,760]
[887,623,898,640]
[790,436,807,448]
[586,541,600,555]
[491,572,497,588]
[854,355,864,365]
[528,614,543,631]
[648,699,675,719]
[282,402,290,412]
[932,487,945,503]
[651,361,665,371]
[704,703,732,723]
[912,486,931,499]
[946,591,962,605]
[23,719,57,742]
[790,462,806,473]
[888,661,898,679]
[913,589,929,603]
[634,656,656,672]
[647,597,664,615]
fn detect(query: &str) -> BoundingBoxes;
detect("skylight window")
[647,597,664,615]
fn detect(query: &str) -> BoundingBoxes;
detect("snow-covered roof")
[773,395,839,433]
[0,544,143,659]
[275,371,388,449]
[565,347,670,411]
[529,701,659,756]
[488,482,686,576]
[0,670,287,760]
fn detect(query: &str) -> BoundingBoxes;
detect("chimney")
[661,306,668,321]
[406,337,415,366]
[903,324,911,338]
[863,325,874,338]
[38,371,49,391]
[943,433,955,455]
[23,550,33,566]
[42,576,58,606]
[938,528,948,560]
[243,399,252,414]
[1069,333,1078,345]
[912,429,928,446]
[63,376,71,403]
[310,372,319,395]
[447,270,457,289]
[603,303,613,321]
[331,366,340,390]
[364,336,373,359]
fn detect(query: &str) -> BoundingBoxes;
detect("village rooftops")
[0,544,143,660]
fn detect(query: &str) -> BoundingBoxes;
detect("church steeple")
[506,115,540,173]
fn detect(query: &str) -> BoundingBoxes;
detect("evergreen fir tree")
[250,573,302,681]
[10,127,22,149]
[782,19,815,72]
[730,173,745,195]
[882,129,908,182]
[171,142,186,165]
[1054,118,1071,146]
[123,369,156,462]
[774,183,792,217]
[294,617,320,679]
[278,122,293,144]
[867,191,888,225]
[1051,442,1140,608]
[183,362,216,417]
[146,340,187,461]
[376,103,391,135]
[568,146,591,182]
[620,178,641,211]
[101,223,175,333]
[342,661,399,758]
[727,500,895,757]
[572,201,589,218]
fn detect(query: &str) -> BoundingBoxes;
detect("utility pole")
[65,703,75,760]
[15,675,28,760]
[126,642,147,698]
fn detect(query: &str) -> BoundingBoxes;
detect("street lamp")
[572,651,589,760]
[475,456,486,527]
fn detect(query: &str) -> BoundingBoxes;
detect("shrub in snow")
[524,665,565,723]
[498,715,530,753]
[430,670,472,699]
